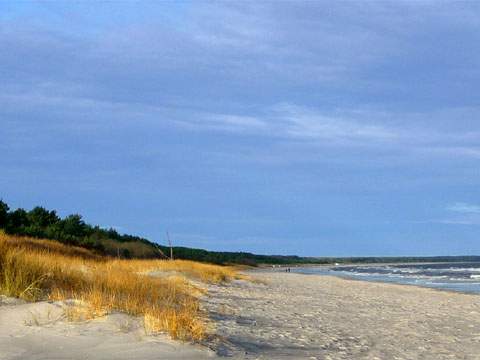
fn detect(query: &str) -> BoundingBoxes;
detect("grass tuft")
[0,233,241,341]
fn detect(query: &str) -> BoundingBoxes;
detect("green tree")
[61,214,86,238]
[23,206,60,238]
[0,200,9,228]
[27,207,59,228]
[6,208,30,234]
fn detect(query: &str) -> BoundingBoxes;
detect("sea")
[292,262,480,294]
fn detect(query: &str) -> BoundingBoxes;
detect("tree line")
[0,199,320,264]
[0,199,155,258]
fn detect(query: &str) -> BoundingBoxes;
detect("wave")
[322,262,480,293]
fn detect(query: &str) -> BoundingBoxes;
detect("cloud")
[3,1,480,100]
[420,146,480,159]
[420,202,480,226]
[416,217,480,226]
[3,1,480,162]
[268,104,398,143]
[447,202,480,214]
[3,81,480,162]
[436,219,480,225]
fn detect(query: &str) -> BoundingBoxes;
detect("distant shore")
[257,259,480,268]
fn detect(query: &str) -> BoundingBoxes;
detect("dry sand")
[203,271,480,359]
[0,296,216,360]
[2,272,480,359]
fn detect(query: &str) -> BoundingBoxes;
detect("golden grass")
[0,233,241,341]
[117,258,241,283]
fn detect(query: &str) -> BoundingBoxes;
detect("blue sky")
[1,1,480,256]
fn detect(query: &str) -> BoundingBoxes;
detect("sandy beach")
[204,272,480,359]
[2,272,480,359]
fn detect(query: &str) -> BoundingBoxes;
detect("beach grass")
[0,233,240,340]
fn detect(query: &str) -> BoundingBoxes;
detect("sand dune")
[0,296,215,360]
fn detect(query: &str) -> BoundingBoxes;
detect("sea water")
[293,262,480,294]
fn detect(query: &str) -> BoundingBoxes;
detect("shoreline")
[257,259,480,269]
[258,262,480,295]
[293,269,480,296]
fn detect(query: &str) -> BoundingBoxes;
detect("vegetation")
[1,200,479,265]
[0,199,162,258]
[0,232,240,340]
[0,199,319,264]
[156,245,325,265]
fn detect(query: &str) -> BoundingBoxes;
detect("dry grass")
[0,233,241,341]
[118,258,241,283]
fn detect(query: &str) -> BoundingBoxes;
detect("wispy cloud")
[421,202,480,226]
[3,83,480,162]
[435,218,480,225]
[2,2,480,160]
[447,202,480,214]
[269,103,398,143]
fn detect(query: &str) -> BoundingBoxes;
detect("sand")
[0,296,216,360]
[2,272,480,359]
[203,271,480,359]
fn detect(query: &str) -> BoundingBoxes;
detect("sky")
[1,1,480,257]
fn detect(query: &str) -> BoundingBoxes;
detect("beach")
[204,271,480,359]
[2,272,480,359]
